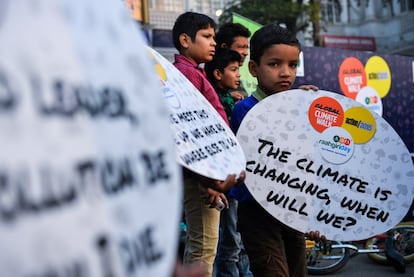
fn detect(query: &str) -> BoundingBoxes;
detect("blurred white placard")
[147,47,246,180]
[0,0,180,276]
[237,89,414,241]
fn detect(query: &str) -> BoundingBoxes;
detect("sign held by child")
[237,89,414,241]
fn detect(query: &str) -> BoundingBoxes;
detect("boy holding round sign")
[205,47,252,276]
[205,48,254,276]
[172,12,246,276]
[230,24,323,277]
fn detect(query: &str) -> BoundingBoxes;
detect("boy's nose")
[280,65,291,76]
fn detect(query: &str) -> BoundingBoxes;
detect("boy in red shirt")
[172,12,245,276]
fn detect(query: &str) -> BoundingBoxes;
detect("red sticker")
[338,57,367,99]
[308,96,344,133]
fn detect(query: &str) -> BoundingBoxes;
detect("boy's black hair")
[205,48,241,84]
[172,12,216,51]
[249,24,301,64]
[215,22,251,48]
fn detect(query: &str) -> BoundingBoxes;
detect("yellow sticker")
[342,106,376,144]
[147,50,167,81]
[365,56,391,98]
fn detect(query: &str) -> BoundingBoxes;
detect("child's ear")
[213,69,222,80]
[248,60,258,77]
[220,43,227,49]
[179,33,190,49]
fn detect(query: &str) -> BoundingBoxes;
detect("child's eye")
[269,62,279,67]
[290,63,298,68]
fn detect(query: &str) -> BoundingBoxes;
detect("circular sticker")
[338,57,367,99]
[237,89,414,241]
[342,106,376,144]
[356,86,383,116]
[147,47,246,181]
[317,126,354,164]
[308,96,344,133]
[365,56,391,98]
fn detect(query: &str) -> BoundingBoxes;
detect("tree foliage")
[220,0,320,35]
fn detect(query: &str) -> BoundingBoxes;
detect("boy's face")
[249,44,300,95]
[229,36,249,65]
[216,61,241,90]
[181,26,216,64]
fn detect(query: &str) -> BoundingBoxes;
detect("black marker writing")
[266,191,308,216]
[257,138,291,163]
[141,151,170,185]
[316,209,357,231]
[0,150,171,223]
[246,160,331,205]
[0,71,17,111]
[340,196,389,222]
[96,235,115,277]
[296,158,370,194]
[118,225,163,274]
[32,78,138,125]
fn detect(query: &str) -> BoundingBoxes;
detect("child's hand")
[214,170,247,191]
[298,84,319,91]
[236,170,246,185]
[305,230,327,242]
[230,91,245,102]
[203,187,229,209]
[197,170,245,192]
[172,259,207,277]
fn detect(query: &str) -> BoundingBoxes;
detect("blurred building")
[125,0,414,58]
[318,0,414,56]
[124,0,231,61]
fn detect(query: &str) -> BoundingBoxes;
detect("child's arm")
[230,91,245,102]
[203,187,229,209]
[198,171,246,193]
[305,230,327,242]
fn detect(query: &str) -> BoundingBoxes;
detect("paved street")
[310,251,414,277]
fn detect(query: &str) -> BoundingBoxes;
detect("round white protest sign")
[147,47,246,180]
[0,1,180,276]
[237,89,414,241]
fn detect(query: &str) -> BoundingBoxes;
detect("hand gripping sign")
[0,1,180,276]
[237,89,414,241]
[147,47,246,181]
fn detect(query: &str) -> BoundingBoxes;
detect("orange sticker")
[338,57,367,99]
[308,96,344,133]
